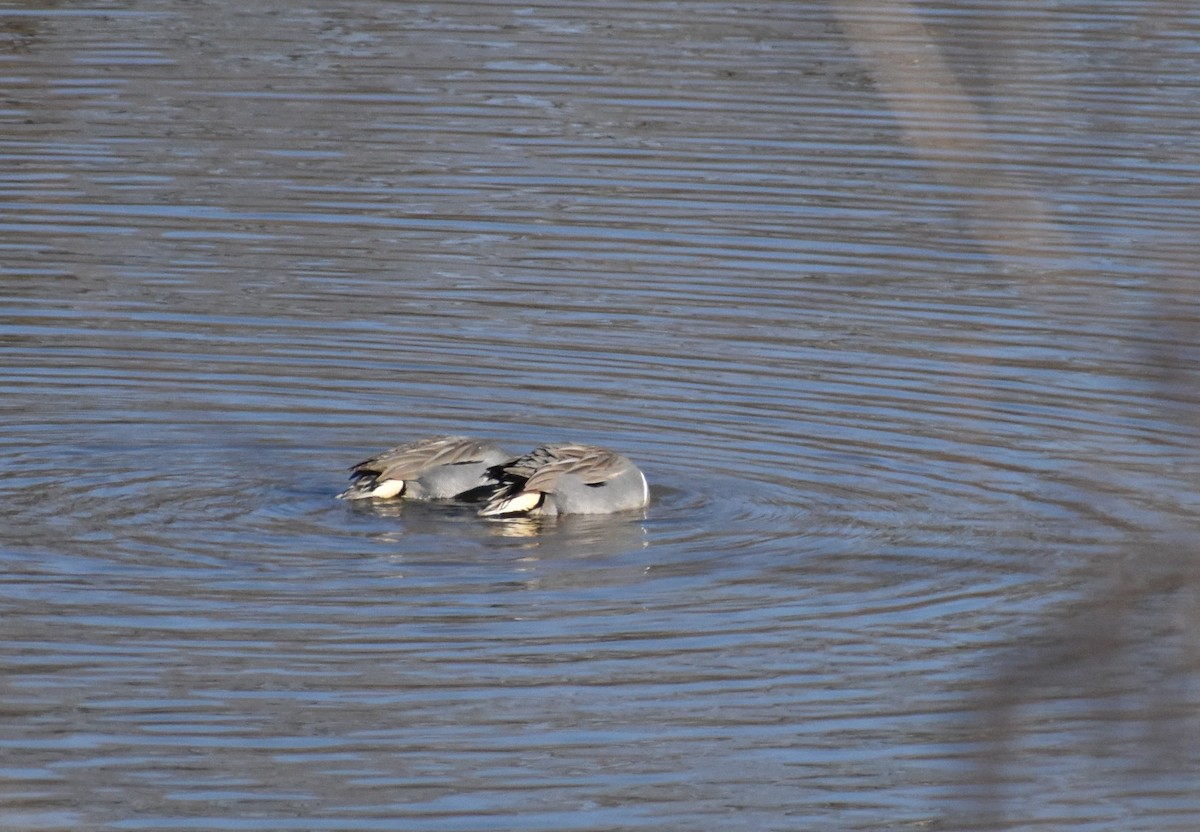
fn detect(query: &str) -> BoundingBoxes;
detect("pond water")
[3,1,1199,829]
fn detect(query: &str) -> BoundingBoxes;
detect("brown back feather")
[353,435,494,480]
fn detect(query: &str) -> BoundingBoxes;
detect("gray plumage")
[339,435,510,501]
[478,443,649,517]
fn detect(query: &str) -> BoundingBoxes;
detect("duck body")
[339,435,510,501]
[478,443,649,517]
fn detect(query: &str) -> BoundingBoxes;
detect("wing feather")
[479,443,634,515]
[351,435,496,481]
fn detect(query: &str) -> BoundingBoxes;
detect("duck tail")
[338,477,406,500]
[478,489,543,517]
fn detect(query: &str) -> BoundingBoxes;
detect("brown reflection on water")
[836,2,1200,826]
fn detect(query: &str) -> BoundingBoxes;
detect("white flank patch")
[480,490,543,516]
[639,470,649,505]
[370,479,406,499]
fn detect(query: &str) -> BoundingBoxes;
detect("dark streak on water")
[2,1,1199,830]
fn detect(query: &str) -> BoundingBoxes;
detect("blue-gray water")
[3,2,1199,829]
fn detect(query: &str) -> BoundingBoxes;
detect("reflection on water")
[2,1,1198,829]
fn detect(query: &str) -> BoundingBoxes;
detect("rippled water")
[3,1,1199,829]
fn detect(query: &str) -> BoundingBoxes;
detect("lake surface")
[3,1,1199,829]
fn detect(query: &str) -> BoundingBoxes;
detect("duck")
[338,435,511,501]
[478,443,649,517]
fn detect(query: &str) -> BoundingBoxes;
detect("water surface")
[3,1,1199,829]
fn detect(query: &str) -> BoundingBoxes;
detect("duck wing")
[351,435,498,480]
[480,443,632,515]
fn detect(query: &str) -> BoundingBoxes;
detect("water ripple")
[3,1,1199,829]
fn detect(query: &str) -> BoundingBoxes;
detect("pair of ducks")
[338,435,649,517]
